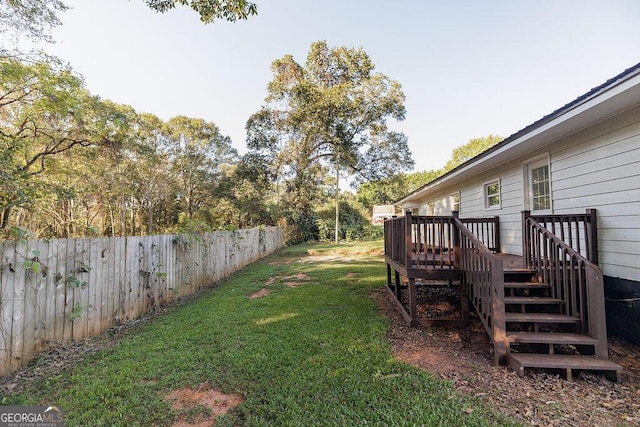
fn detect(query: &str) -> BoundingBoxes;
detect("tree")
[144,0,257,23]
[1,0,256,56]
[0,0,68,47]
[443,134,503,172]
[162,116,238,221]
[247,40,413,242]
[214,152,276,228]
[0,56,127,230]
[356,169,441,210]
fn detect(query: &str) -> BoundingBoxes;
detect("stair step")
[505,313,579,324]
[504,282,549,288]
[508,353,622,381]
[507,332,598,345]
[504,297,563,305]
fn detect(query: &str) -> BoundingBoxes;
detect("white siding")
[406,165,526,255]
[550,105,640,281]
[456,166,524,255]
[402,104,640,282]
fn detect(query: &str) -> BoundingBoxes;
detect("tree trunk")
[0,207,11,230]
[147,200,154,235]
[334,160,339,244]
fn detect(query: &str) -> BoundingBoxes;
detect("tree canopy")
[0,0,68,46]
[442,134,503,172]
[246,40,413,242]
[0,55,253,237]
[144,0,257,23]
[1,0,257,55]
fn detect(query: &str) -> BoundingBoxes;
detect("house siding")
[550,105,640,282]
[403,105,640,283]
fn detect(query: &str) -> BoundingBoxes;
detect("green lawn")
[4,241,519,426]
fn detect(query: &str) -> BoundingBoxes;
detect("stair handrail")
[453,218,507,365]
[522,215,608,358]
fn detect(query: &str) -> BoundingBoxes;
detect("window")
[426,201,435,215]
[530,164,550,211]
[484,180,500,209]
[525,158,551,212]
[450,192,460,212]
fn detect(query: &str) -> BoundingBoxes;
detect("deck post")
[586,209,599,265]
[493,215,501,253]
[408,278,417,321]
[452,210,461,269]
[522,210,531,269]
[491,257,507,365]
[451,211,469,319]
[405,210,413,269]
[586,267,608,358]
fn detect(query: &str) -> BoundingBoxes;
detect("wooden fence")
[0,226,284,375]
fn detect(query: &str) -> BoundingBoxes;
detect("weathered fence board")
[0,226,284,375]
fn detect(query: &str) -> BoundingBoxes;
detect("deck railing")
[384,214,408,267]
[525,209,598,264]
[409,213,457,268]
[454,217,507,364]
[522,211,607,358]
[383,212,501,269]
[459,215,501,253]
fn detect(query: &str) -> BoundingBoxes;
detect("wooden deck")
[384,210,622,381]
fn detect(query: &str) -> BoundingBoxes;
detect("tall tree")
[162,116,237,221]
[215,152,276,228]
[247,40,413,242]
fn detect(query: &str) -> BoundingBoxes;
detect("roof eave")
[395,62,640,206]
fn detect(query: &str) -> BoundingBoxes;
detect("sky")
[35,0,640,173]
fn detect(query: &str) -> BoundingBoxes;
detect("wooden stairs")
[502,268,622,381]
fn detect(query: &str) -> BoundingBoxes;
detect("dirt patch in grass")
[265,276,278,285]
[248,288,271,299]
[268,260,293,266]
[282,282,301,288]
[282,273,311,288]
[306,248,384,257]
[167,383,243,427]
[264,273,311,288]
[375,288,640,427]
[283,273,311,281]
[302,254,356,263]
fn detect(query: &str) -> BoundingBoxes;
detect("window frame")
[450,191,460,213]
[484,179,501,210]
[524,157,552,213]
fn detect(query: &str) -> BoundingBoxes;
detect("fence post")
[586,209,599,265]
